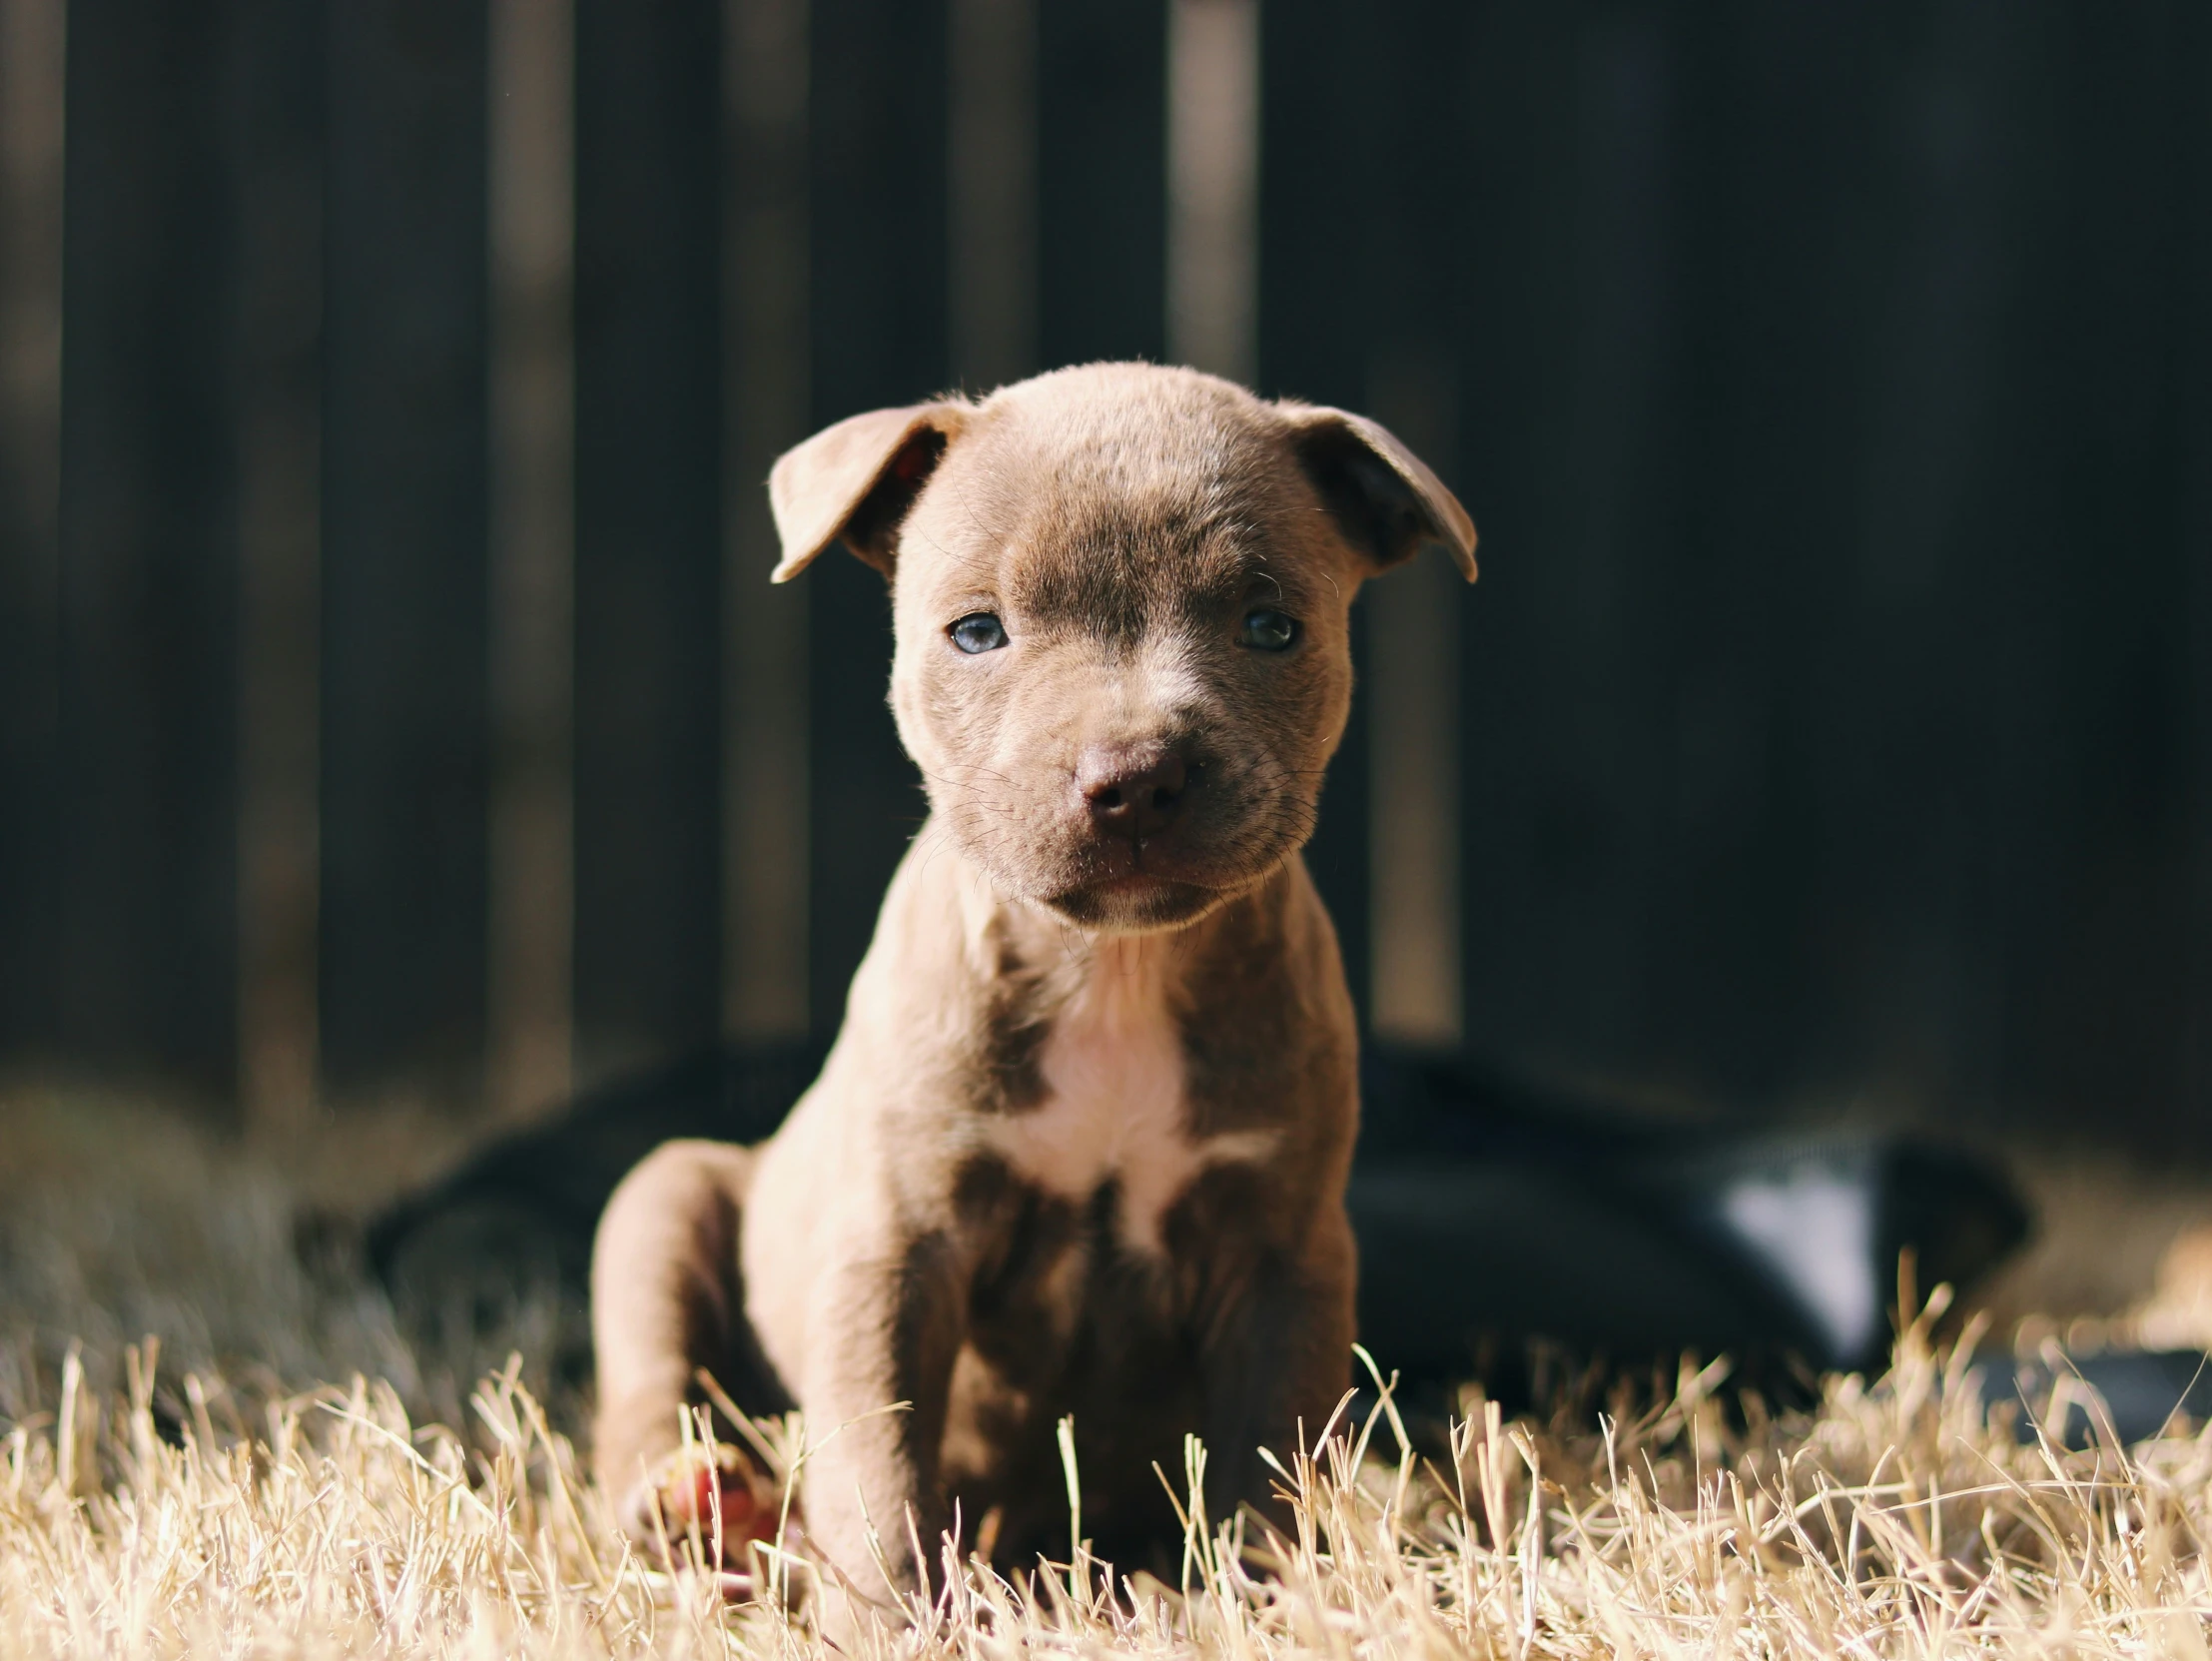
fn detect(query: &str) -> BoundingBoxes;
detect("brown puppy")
[590,363,1475,1604]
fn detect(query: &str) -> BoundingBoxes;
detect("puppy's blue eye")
[950,612,1009,653]
[1240,608,1298,651]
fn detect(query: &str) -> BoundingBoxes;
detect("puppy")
[590,363,1475,1604]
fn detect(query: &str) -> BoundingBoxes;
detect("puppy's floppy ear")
[1278,404,1478,581]
[767,401,968,582]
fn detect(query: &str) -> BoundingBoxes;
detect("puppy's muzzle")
[1078,744,1195,843]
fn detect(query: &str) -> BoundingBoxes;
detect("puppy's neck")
[993,901,1199,999]
[890,818,1297,1057]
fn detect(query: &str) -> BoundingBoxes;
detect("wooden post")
[949,0,1036,391]
[0,0,64,1067]
[1165,0,1254,384]
[322,0,490,1099]
[1038,0,1163,369]
[572,0,725,1084]
[805,0,946,1030]
[233,0,327,1135]
[723,0,813,1039]
[1256,0,1375,1018]
[1366,345,1464,1047]
[486,0,574,1117]
[55,0,240,1098]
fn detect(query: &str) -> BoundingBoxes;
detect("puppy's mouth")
[1046,871,1219,931]
[1040,836,1241,930]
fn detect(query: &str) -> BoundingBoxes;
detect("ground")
[3,1083,2211,1659]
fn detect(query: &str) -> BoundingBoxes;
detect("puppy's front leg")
[794,1240,965,1606]
[1197,1215,1357,1533]
[592,1139,786,1545]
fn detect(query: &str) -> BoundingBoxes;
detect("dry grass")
[5,1084,2212,1659]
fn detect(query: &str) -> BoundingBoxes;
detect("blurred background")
[0,0,2206,1170]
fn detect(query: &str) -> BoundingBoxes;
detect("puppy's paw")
[620,1443,797,1588]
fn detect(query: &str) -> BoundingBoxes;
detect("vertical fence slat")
[723,0,812,1039]
[2187,4,2212,1127]
[572,0,724,1083]
[1257,0,1378,1020]
[1454,9,1615,1083]
[1365,343,1466,1048]
[485,0,573,1118]
[232,0,326,1130]
[948,0,1035,389]
[805,0,946,1031]
[55,0,239,1095]
[1358,0,1474,1048]
[322,0,489,1096]
[1037,0,1164,368]
[1260,0,1478,1043]
[1661,6,1865,1102]
[0,0,65,1065]
[1765,9,2045,1116]
[1165,0,1255,384]
[1992,7,2204,1138]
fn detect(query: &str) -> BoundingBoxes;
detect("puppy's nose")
[1080,748,1190,840]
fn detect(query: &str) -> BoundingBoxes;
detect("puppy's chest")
[981,962,1274,1257]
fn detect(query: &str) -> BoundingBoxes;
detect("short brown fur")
[590,363,1475,1611]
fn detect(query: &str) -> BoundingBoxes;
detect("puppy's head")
[769,363,1475,933]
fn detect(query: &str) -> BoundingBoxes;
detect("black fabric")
[367,1042,2030,1392]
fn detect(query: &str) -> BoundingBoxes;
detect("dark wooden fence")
[1,0,2207,1155]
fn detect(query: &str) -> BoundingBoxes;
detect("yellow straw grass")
[3,1086,2210,1658]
